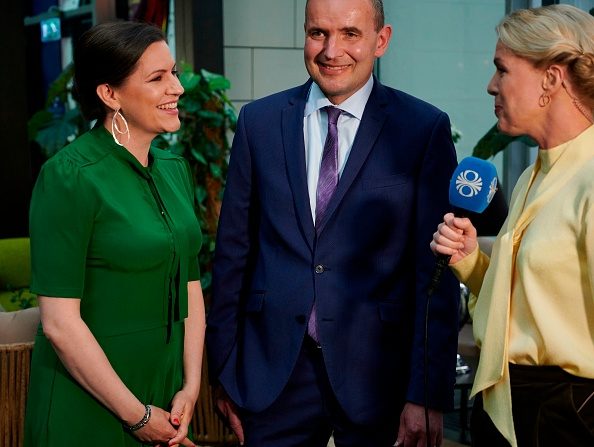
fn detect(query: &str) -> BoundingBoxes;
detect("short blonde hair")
[497,4,594,108]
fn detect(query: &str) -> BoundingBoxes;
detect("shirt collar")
[538,124,594,173]
[304,75,374,120]
[92,124,155,179]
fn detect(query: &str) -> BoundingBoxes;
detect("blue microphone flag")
[449,157,498,214]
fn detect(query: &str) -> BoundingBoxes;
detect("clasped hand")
[430,213,478,264]
[132,389,197,446]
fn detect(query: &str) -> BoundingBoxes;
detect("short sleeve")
[181,157,202,282]
[29,157,96,298]
[188,255,200,281]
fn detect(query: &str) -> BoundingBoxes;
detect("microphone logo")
[487,177,498,202]
[455,170,483,197]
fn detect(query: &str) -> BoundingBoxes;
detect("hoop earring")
[539,93,551,107]
[111,109,130,146]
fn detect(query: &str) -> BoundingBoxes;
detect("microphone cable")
[422,156,497,446]
[424,289,431,447]
[424,254,451,446]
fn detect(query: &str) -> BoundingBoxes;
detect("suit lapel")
[316,80,388,234]
[282,81,316,250]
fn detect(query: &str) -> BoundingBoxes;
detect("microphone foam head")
[449,157,498,213]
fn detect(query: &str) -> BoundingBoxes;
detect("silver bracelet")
[125,404,151,432]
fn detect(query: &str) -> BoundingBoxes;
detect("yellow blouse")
[451,125,594,446]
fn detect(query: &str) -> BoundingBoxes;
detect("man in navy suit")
[206,0,460,445]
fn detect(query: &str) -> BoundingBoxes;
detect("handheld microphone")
[428,156,498,296]
[449,156,498,215]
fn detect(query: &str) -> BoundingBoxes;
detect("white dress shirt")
[303,76,374,221]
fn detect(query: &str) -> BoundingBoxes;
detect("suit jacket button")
[296,315,306,324]
[315,265,325,274]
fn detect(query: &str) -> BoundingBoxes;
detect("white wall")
[563,0,594,10]
[382,0,506,169]
[223,0,309,112]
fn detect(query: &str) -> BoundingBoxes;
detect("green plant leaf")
[45,63,75,107]
[195,185,208,203]
[27,110,54,140]
[179,70,201,92]
[200,69,231,91]
[190,148,208,165]
[197,109,224,124]
[472,124,536,159]
[9,288,39,310]
[181,99,202,114]
[200,271,212,291]
[225,107,238,129]
[209,163,223,179]
[202,141,221,159]
[35,117,79,157]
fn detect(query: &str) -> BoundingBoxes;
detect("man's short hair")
[305,0,385,32]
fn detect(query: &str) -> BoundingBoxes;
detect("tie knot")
[324,106,342,125]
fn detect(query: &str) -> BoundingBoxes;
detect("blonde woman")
[431,5,594,447]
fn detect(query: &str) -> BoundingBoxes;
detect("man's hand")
[395,402,443,447]
[214,386,245,445]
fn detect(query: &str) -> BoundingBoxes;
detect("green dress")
[25,126,202,446]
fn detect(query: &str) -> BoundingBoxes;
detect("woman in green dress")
[25,22,204,447]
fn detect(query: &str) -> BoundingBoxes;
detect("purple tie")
[308,106,342,342]
[315,106,342,227]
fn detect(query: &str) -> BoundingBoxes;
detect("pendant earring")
[111,108,130,146]
[539,93,551,107]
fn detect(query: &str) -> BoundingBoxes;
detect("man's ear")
[374,24,393,58]
[96,84,120,111]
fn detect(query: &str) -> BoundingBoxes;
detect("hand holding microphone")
[428,157,498,295]
[433,213,478,264]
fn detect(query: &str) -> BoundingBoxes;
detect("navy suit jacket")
[207,78,460,424]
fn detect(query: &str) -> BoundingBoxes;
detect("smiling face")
[487,41,547,137]
[114,41,184,142]
[304,0,391,105]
